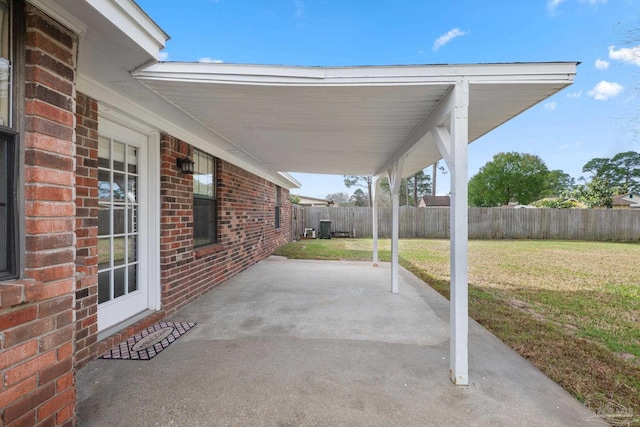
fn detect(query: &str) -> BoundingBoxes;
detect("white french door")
[97,119,152,331]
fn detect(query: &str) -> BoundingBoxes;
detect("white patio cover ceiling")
[44,0,578,386]
[135,62,577,181]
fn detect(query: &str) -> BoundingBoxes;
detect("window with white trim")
[193,149,217,247]
[0,0,18,279]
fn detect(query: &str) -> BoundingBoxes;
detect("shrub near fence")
[291,206,640,242]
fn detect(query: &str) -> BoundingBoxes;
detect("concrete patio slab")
[77,257,600,426]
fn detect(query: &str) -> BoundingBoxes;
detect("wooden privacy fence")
[291,206,640,242]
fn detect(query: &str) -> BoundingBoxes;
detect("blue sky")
[137,0,639,197]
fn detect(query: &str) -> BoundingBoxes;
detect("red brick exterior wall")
[95,134,293,354]
[74,93,99,370]
[93,135,293,359]
[0,5,77,427]
[159,134,291,314]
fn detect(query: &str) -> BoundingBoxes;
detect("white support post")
[387,157,405,294]
[448,78,470,385]
[372,176,380,266]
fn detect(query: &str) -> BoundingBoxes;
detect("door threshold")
[97,309,157,342]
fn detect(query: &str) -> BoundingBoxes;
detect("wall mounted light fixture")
[176,157,195,174]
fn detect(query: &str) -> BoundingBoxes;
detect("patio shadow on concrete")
[77,257,600,426]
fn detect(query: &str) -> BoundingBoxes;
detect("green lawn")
[274,238,640,423]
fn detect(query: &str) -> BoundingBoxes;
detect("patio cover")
[37,0,577,392]
[134,62,576,179]
[135,62,577,385]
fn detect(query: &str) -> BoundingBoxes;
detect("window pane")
[128,206,137,233]
[127,235,136,263]
[210,154,215,197]
[113,173,126,201]
[113,236,125,267]
[98,238,111,270]
[127,146,137,174]
[98,204,110,236]
[0,133,16,278]
[127,176,137,203]
[128,264,138,293]
[193,149,217,246]
[98,170,110,200]
[113,207,125,235]
[193,149,215,197]
[0,210,5,273]
[0,0,14,277]
[0,136,6,272]
[275,187,281,228]
[114,267,125,298]
[194,198,216,247]
[193,197,209,246]
[98,270,111,304]
[113,141,125,171]
[0,57,9,128]
[98,137,110,168]
[193,150,200,194]
[0,1,10,128]
[194,173,207,196]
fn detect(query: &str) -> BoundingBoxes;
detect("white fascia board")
[278,172,301,189]
[323,62,578,84]
[86,0,169,58]
[135,62,577,87]
[78,74,300,190]
[27,0,88,35]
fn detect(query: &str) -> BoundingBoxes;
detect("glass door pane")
[97,137,140,306]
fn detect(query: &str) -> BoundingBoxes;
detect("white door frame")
[97,109,161,332]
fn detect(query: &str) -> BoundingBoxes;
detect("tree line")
[468,151,640,208]
[318,169,436,208]
[290,151,639,209]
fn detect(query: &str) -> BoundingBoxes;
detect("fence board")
[291,206,640,241]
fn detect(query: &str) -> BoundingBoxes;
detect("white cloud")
[608,45,640,66]
[548,0,606,12]
[547,0,568,11]
[544,102,557,110]
[588,80,623,100]
[158,51,169,61]
[198,57,224,63]
[595,58,609,70]
[433,28,467,51]
[567,90,582,99]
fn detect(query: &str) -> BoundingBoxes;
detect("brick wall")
[74,93,98,370]
[90,134,291,362]
[159,134,290,314]
[0,5,77,427]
